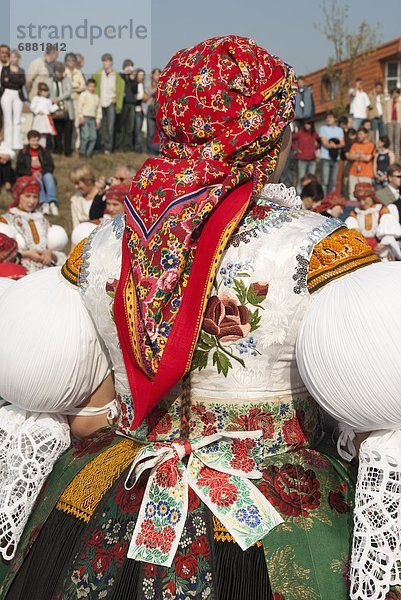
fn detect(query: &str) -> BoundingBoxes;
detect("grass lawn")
[0,150,150,241]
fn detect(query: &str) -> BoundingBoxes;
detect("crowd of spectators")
[0,46,401,276]
[0,43,160,162]
[285,75,401,260]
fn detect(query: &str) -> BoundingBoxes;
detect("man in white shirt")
[349,78,370,130]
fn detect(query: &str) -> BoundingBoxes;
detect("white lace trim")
[350,432,401,600]
[258,183,302,209]
[0,407,70,560]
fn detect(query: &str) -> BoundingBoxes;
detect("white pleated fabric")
[296,262,401,433]
[296,261,401,600]
[0,278,15,296]
[0,266,112,412]
[0,266,113,559]
[71,221,97,248]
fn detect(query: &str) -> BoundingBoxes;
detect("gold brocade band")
[307,228,379,294]
[60,238,87,287]
[56,439,142,522]
[213,515,262,547]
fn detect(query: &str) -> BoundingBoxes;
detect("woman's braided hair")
[180,372,192,439]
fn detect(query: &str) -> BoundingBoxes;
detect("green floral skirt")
[0,426,364,600]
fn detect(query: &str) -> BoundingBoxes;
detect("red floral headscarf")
[105,185,127,204]
[11,176,41,208]
[114,35,297,428]
[314,192,347,214]
[0,233,18,262]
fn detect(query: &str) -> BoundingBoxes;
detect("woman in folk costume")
[0,267,119,562]
[0,176,68,273]
[0,36,385,599]
[345,181,401,259]
[0,233,27,279]
[297,262,401,600]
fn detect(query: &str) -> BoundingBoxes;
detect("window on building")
[385,61,401,92]
[321,73,340,102]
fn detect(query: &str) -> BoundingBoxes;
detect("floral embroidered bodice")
[79,185,342,451]
[0,208,49,252]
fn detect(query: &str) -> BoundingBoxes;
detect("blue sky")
[1,0,399,76]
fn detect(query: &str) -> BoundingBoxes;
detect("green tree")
[315,1,381,113]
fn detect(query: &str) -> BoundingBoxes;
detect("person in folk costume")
[0,176,68,274]
[297,261,401,600]
[345,181,401,260]
[0,267,119,561]
[313,191,347,220]
[0,36,391,599]
[0,232,27,279]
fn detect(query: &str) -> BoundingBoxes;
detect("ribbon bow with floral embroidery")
[125,430,283,566]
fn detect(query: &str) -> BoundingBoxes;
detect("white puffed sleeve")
[0,266,112,412]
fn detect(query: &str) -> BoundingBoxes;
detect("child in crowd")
[299,172,318,191]
[300,180,324,210]
[30,82,58,148]
[16,130,59,216]
[78,78,102,158]
[373,135,396,188]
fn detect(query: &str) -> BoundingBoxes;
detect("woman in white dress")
[0,176,68,273]
[345,181,401,259]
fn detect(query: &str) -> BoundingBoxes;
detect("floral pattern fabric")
[125,431,282,566]
[114,35,297,428]
[0,431,360,600]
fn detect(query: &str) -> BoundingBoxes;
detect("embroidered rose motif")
[91,550,113,574]
[229,438,257,472]
[190,535,210,559]
[114,480,145,514]
[145,407,173,441]
[154,460,180,488]
[259,464,321,517]
[203,294,251,342]
[144,317,158,341]
[111,541,129,566]
[232,408,275,440]
[158,268,180,293]
[209,482,238,507]
[328,486,351,514]
[197,468,239,506]
[197,465,230,489]
[251,204,271,220]
[188,487,201,511]
[282,415,308,448]
[87,530,105,548]
[248,282,269,304]
[174,554,198,579]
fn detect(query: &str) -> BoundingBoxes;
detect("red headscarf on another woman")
[313,191,347,214]
[11,176,41,209]
[105,185,127,204]
[114,35,297,427]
